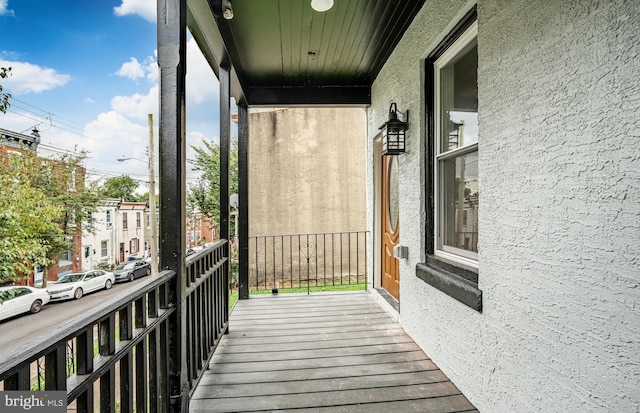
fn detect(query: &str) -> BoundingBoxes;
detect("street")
[0,278,147,360]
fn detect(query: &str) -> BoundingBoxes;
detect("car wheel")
[129,273,135,282]
[30,300,42,314]
[146,268,151,276]
[74,288,84,300]
[105,279,113,290]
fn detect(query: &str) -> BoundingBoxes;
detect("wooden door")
[381,155,400,300]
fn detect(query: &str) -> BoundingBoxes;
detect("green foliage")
[0,151,64,283]
[0,67,11,114]
[188,139,239,231]
[100,175,140,201]
[137,191,158,206]
[31,152,101,256]
[0,149,100,284]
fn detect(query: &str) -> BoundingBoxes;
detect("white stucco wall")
[367,0,640,412]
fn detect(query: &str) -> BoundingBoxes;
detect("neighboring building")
[2,127,84,285]
[81,200,150,270]
[186,212,216,248]
[81,199,120,271]
[248,107,366,236]
[116,202,147,263]
[0,127,40,153]
[144,206,160,261]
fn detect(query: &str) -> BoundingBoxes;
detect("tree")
[100,175,140,201]
[0,152,58,284]
[187,139,238,232]
[0,149,101,286]
[137,191,159,206]
[0,67,11,114]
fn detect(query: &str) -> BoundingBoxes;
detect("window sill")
[415,255,482,312]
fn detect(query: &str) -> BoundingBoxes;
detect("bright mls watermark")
[0,392,66,412]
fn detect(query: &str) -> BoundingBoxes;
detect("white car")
[48,270,115,301]
[0,286,51,321]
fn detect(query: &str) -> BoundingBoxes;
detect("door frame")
[373,137,382,291]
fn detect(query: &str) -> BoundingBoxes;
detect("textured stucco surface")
[249,107,366,236]
[367,0,640,411]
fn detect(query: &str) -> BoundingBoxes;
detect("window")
[58,239,73,264]
[101,241,108,257]
[122,212,128,229]
[146,212,150,229]
[131,238,139,254]
[417,8,481,311]
[106,210,112,227]
[136,212,141,228]
[434,20,478,265]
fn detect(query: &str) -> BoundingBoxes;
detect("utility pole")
[148,113,159,275]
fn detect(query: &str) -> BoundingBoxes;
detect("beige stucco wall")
[248,107,367,237]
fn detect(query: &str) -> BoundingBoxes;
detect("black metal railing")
[0,241,229,412]
[249,231,368,291]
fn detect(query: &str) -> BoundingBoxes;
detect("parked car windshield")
[115,262,136,270]
[57,273,84,283]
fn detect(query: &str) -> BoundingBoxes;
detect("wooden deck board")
[212,342,422,363]
[216,335,416,354]
[190,292,477,412]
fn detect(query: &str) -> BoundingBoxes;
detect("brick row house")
[1,128,84,286]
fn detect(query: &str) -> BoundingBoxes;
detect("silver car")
[113,260,151,283]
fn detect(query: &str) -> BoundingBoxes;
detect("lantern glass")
[381,122,406,155]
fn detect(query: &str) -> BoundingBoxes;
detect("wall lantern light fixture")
[311,0,334,12]
[379,102,409,156]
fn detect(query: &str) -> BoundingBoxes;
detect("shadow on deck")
[190,292,478,412]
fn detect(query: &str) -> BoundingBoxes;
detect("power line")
[5,100,150,158]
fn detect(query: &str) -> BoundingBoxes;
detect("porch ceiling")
[187,0,426,106]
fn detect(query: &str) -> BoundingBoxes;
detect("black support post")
[238,103,250,299]
[220,65,231,312]
[157,0,187,411]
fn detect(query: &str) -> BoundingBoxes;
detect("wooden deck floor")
[190,291,478,413]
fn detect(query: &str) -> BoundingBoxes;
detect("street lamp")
[117,156,146,163]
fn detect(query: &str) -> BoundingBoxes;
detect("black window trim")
[417,5,482,312]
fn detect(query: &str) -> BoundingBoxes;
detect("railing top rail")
[186,238,229,263]
[250,230,368,238]
[0,269,176,378]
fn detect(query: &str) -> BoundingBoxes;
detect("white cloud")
[84,97,95,104]
[186,37,219,104]
[116,56,158,82]
[1,36,220,191]
[0,0,14,16]
[115,57,145,80]
[82,111,151,185]
[114,0,155,23]
[111,84,158,121]
[0,59,71,94]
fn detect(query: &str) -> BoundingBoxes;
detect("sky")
[0,0,224,192]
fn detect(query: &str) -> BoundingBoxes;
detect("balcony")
[0,1,481,411]
[0,242,476,412]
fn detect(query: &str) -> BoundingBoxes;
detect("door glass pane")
[388,156,399,232]
[439,41,478,153]
[439,151,478,253]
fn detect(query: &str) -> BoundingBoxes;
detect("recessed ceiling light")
[311,0,334,12]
